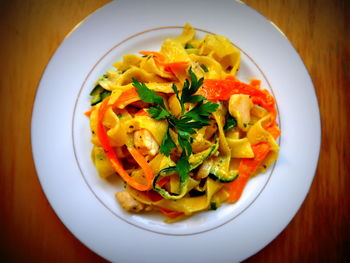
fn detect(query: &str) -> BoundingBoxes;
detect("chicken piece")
[115,191,144,213]
[134,129,159,156]
[228,94,253,129]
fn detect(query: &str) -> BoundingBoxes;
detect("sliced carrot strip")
[164,61,189,75]
[146,190,164,202]
[96,98,152,191]
[139,51,166,65]
[265,125,281,139]
[199,77,277,127]
[250,79,261,88]
[127,147,154,185]
[157,207,184,218]
[112,87,140,108]
[135,108,150,117]
[227,142,271,202]
[84,108,93,118]
[139,51,189,77]
[157,176,170,187]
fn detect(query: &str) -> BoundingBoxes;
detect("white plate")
[31,0,321,262]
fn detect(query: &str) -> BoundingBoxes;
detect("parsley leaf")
[177,130,192,156]
[176,153,190,182]
[181,68,204,104]
[171,117,201,133]
[133,69,218,180]
[133,78,165,108]
[185,101,219,125]
[223,113,237,131]
[210,202,217,210]
[147,107,169,120]
[171,83,184,114]
[159,127,177,156]
[184,43,194,49]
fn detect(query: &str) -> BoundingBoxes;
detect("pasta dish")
[85,24,280,221]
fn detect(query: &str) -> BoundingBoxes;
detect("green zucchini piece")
[209,170,238,183]
[90,85,103,106]
[153,138,219,200]
[152,166,189,200]
[101,89,111,100]
[189,137,219,170]
[208,154,238,183]
[89,84,111,106]
[90,84,103,96]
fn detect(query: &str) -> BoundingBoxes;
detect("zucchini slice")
[90,84,111,106]
[153,137,219,200]
[189,137,219,170]
[209,170,238,183]
[208,155,238,183]
[152,166,189,200]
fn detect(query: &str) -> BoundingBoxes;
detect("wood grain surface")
[0,0,349,262]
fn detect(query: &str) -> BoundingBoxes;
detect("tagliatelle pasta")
[86,24,281,221]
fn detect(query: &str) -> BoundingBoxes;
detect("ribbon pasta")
[86,23,280,221]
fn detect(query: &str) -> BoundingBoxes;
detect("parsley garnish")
[210,202,217,210]
[184,43,194,49]
[133,81,166,107]
[133,68,218,179]
[159,128,176,156]
[223,112,237,131]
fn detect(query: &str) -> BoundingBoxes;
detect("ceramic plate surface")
[31,0,321,262]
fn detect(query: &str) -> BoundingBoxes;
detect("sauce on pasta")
[86,24,280,222]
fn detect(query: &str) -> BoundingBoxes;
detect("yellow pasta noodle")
[86,23,281,221]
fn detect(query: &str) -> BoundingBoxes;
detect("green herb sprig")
[132,68,218,181]
[223,112,237,131]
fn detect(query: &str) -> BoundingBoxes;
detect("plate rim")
[71,25,282,236]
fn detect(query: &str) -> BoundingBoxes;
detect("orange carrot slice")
[163,61,189,75]
[112,87,140,108]
[157,207,184,218]
[139,51,166,65]
[134,108,150,117]
[199,77,277,127]
[96,98,152,191]
[227,142,271,202]
[265,125,281,139]
[127,147,154,185]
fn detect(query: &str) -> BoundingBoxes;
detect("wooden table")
[1,0,348,262]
